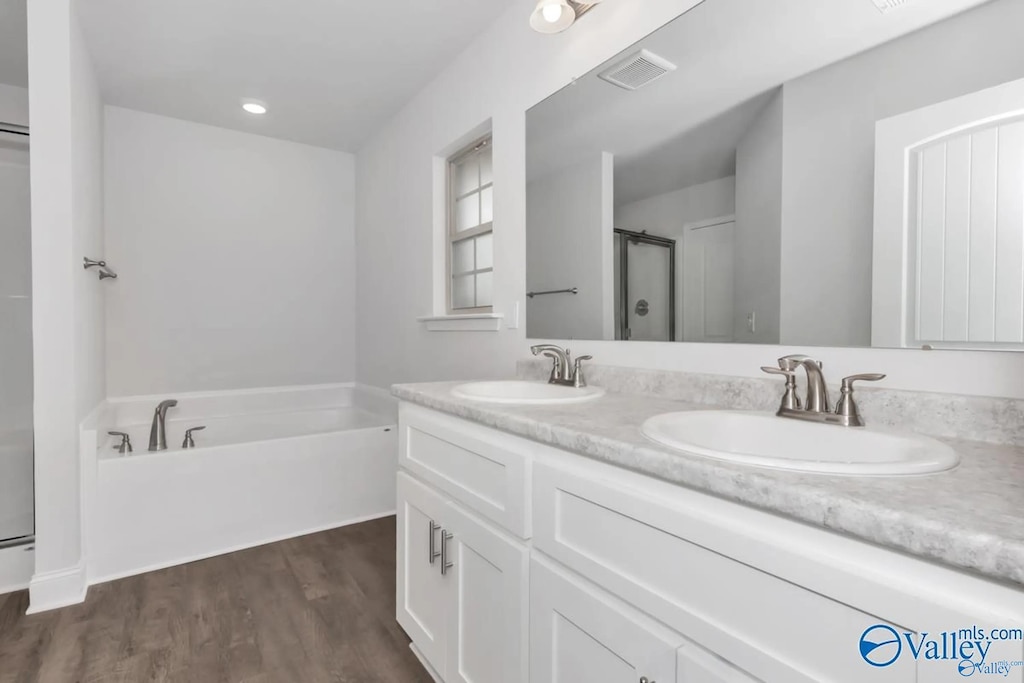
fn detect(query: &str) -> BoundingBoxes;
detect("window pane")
[454,155,479,196]
[452,238,474,275]
[476,271,493,307]
[476,233,493,270]
[480,186,493,225]
[480,147,493,186]
[455,192,480,232]
[452,275,475,309]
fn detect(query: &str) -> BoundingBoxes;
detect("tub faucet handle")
[182,426,206,449]
[109,431,133,454]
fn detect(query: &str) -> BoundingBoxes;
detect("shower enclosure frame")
[615,228,677,342]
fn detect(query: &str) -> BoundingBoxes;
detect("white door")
[397,472,450,678]
[874,76,1024,349]
[682,217,735,343]
[444,504,528,683]
[530,556,682,683]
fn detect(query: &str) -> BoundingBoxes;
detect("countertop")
[393,381,1024,588]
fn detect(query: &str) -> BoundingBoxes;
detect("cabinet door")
[397,472,450,678]
[530,556,682,683]
[444,502,529,683]
[677,644,760,683]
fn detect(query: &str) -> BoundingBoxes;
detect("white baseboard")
[27,559,87,613]
[90,510,397,586]
[0,543,34,596]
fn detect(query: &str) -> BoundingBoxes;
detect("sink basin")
[641,410,958,476]
[452,381,605,405]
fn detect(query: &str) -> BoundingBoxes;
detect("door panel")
[625,239,673,342]
[683,221,735,342]
[530,556,681,683]
[397,473,449,677]
[445,503,528,683]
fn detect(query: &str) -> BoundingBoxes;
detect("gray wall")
[734,88,783,344]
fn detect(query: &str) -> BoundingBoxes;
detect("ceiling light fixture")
[530,0,601,34]
[241,100,268,115]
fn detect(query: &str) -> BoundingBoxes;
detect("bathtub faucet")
[148,399,179,452]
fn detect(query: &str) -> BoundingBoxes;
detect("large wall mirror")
[525,0,1024,350]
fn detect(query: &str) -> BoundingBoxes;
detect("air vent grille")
[871,0,911,13]
[598,49,677,91]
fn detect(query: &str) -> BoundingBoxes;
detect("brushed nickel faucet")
[148,399,178,451]
[761,355,884,427]
[530,344,592,388]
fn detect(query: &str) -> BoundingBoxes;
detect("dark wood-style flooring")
[0,517,432,683]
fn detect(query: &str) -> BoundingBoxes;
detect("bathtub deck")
[0,517,432,683]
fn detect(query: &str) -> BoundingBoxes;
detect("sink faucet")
[530,344,592,388]
[761,355,884,427]
[148,399,178,451]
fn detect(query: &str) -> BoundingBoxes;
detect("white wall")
[355,0,1024,401]
[27,0,106,610]
[615,176,735,237]
[103,107,357,396]
[527,153,613,340]
[734,91,783,344]
[779,0,1024,347]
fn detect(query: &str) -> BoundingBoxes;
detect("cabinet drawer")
[532,463,916,683]
[399,403,530,538]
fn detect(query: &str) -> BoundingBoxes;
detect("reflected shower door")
[616,230,675,342]
[0,136,34,543]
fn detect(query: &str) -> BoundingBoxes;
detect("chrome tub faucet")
[530,344,592,388]
[148,399,178,451]
[761,355,884,427]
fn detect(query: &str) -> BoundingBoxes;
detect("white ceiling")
[0,0,27,87]
[527,0,992,202]
[75,0,512,152]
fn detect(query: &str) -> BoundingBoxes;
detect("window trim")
[446,135,494,315]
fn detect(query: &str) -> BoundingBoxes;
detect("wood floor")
[0,517,433,683]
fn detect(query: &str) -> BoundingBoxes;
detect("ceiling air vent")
[598,49,677,91]
[871,0,912,13]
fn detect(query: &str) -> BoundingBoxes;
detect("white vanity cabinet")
[396,402,1024,683]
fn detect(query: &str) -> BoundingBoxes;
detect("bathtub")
[85,384,397,583]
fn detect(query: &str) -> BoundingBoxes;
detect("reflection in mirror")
[525,0,1024,349]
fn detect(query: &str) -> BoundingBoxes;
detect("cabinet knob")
[639,678,655,683]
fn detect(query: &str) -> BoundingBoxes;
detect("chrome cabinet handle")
[441,530,453,576]
[428,520,441,565]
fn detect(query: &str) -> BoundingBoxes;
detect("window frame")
[446,135,494,314]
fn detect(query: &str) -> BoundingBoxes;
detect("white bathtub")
[85,384,397,583]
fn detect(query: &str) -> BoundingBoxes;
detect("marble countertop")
[393,380,1024,588]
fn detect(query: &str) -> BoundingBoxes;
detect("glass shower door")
[615,229,676,342]
[0,130,34,543]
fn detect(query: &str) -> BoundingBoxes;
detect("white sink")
[452,380,605,405]
[641,410,958,476]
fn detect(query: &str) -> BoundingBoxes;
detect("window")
[448,136,493,313]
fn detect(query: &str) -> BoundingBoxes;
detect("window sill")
[417,313,503,332]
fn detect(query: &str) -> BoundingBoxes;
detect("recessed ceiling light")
[241,100,268,115]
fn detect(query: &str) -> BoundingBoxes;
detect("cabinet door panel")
[445,503,529,683]
[397,472,449,678]
[531,556,682,683]
[678,644,760,683]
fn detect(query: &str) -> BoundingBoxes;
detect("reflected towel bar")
[528,287,578,298]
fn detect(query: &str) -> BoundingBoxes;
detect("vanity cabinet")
[396,403,1024,683]
[397,470,528,683]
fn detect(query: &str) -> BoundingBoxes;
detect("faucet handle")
[840,373,886,390]
[572,355,593,388]
[835,374,886,426]
[182,426,206,449]
[108,431,133,454]
[761,367,801,411]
